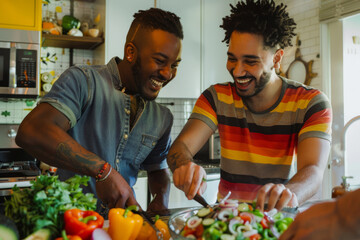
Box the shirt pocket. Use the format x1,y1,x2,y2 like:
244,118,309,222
134,134,159,165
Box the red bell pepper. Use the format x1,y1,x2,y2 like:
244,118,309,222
64,209,104,240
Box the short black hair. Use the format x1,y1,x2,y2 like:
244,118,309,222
132,8,183,40
221,0,296,48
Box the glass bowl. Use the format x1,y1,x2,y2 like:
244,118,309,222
168,206,298,240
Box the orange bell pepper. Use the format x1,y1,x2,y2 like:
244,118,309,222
135,216,170,240
55,230,82,240
108,205,143,240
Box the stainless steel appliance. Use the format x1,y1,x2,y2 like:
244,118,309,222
194,131,221,163
0,28,40,98
0,124,40,213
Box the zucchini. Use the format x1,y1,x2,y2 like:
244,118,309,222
23,229,51,240
197,207,211,217
0,214,19,240
202,218,215,227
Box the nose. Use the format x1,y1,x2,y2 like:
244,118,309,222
230,61,246,77
159,65,174,81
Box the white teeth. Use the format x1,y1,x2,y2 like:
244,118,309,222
151,78,163,87
236,78,251,84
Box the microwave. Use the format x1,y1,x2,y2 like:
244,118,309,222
0,28,40,98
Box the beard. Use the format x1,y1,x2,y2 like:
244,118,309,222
234,70,272,99
131,56,156,101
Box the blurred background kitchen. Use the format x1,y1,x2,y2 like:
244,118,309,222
0,0,359,211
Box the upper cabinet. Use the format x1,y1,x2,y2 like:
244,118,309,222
0,0,42,31
157,0,201,99
201,0,235,91
104,0,235,98
104,0,154,62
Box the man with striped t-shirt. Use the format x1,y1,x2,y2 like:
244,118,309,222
167,0,332,211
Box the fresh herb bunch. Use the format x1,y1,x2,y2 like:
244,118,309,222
4,175,97,238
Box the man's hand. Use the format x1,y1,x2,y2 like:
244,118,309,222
279,201,341,240
96,169,139,209
256,183,298,211
173,162,207,200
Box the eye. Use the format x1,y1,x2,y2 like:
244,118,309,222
227,56,237,62
154,58,165,65
171,63,179,69
244,60,258,66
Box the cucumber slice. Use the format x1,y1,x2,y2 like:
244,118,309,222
0,214,19,240
202,218,215,227
197,207,211,217
238,203,250,212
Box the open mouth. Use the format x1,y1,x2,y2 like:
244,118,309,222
235,77,253,89
150,78,164,88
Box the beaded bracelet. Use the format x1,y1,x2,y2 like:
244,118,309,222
96,165,112,182
95,162,109,182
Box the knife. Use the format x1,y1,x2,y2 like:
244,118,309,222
193,194,211,208
134,210,163,240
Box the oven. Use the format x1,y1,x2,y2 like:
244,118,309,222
0,28,40,98
0,124,41,214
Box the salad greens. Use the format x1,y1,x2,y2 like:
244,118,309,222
4,175,97,239
181,200,294,240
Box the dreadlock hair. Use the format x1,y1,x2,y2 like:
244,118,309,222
131,8,183,40
221,0,296,49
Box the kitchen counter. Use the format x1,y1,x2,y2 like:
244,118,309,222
137,159,220,178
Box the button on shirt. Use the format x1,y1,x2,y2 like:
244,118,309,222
40,57,173,210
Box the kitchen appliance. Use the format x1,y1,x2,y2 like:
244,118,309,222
0,28,40,98
0,124,41,213
194,131,221,163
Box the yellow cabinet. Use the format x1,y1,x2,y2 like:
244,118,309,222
0,0,42,31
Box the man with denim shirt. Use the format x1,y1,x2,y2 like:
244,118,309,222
15,8,183,213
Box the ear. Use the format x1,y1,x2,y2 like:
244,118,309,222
125,42,137,62
273,49,284,69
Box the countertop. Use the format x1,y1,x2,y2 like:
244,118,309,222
138,159,220,178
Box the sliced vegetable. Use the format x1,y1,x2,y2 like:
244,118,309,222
202,218,215,227
186,216,202,228
197,207,211,217
0,214,19,240
24,228,51,240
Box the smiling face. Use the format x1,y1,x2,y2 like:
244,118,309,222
226,32,278,99
131,29,182,100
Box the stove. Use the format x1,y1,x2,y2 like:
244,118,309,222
0,124,41,211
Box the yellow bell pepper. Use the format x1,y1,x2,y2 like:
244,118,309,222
108,206,143,240
155,218,171,240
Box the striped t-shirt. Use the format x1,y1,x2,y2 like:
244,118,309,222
190,77,332,202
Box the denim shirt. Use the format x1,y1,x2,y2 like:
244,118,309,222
40,57,173,209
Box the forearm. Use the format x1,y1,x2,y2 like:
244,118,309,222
147,168,171,207
16,123,104,178
167,140,194,172
285,164,324,204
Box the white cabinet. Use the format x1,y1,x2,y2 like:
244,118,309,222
157,0,202,99
168,173,220,209
104,0,154,62
133,176,148,211
201,0,235,90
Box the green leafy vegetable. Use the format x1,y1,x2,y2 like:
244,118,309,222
4,175,97,238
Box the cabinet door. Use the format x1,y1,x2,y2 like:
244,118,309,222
0,0,41,31
157,0,201,99
105,0,154,62
201,0,235,90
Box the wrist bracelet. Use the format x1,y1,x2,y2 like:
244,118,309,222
96,165,112,182
95,162,110,181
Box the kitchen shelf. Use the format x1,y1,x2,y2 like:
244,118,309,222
41,34,103,50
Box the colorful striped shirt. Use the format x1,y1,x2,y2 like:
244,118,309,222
190,77,332,202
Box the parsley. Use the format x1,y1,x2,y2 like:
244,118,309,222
4,175,97,238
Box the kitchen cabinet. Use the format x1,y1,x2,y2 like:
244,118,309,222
157,0,202,99
201,0,235,90
0,0,42,31
104,0,154,63
168,173,220,209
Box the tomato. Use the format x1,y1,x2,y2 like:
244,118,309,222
249,233,261,240
182,225,196,237
260,217,269,229
195,224,204,237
